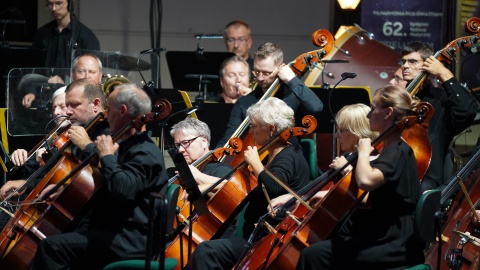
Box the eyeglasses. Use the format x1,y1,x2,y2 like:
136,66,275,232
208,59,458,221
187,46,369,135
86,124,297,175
252,66,279,78
226,37,249,44
45,1,67,9
336,127,349,134
174,136,199,149
397,58,423,66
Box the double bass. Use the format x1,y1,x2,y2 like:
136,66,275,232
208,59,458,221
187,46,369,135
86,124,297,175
234,102,434,270
220,29,334,168
0,100,172,269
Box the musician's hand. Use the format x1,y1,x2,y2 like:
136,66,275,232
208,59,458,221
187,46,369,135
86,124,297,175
473,210,480,226
244,146,264,175
35,147,47,165
235,83,252,96
94,135,118,157
310,190,328,205
329,156,348,171
48,75,65,84
22,93,35,108
37,184,65,201
268,194,294,213
422,56,454,83
11,149,28,166
68,126,92,150
0,180,26,200
276,64,295,83
357,138,374,157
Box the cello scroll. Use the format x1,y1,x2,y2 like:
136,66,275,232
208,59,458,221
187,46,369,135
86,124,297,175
290,30,334,76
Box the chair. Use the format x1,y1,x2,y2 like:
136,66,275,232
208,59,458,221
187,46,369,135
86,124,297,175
103,184,180,270
301,138,317,180
404,189,441,270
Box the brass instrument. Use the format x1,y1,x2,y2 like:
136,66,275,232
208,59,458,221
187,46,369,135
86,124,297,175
101,74,131,96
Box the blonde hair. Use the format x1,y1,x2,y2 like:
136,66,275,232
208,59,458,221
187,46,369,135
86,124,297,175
336,103,377,141
374,85,415,121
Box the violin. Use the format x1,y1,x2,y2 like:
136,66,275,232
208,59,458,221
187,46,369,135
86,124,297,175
234,102,434,270
0,100,172,269
406,17,480,97
165,115,317,270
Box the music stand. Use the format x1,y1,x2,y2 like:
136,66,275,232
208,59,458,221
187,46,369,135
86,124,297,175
166,51,235,99
168,148,208,264
195,102,234,148
308,85,372,133
151,89,197,153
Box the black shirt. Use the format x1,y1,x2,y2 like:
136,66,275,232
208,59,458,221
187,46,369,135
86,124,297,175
216,77,323,148
33,18,100,68
416,78,477,192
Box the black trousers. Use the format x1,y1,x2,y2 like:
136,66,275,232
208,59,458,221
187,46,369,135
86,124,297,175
33,229,121,270
189,238,247,270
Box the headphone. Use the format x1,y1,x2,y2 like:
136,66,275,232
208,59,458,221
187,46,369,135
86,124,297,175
67,0,75,17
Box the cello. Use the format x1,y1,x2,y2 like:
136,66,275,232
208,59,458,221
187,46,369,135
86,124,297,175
0,100,172,269
170,137,243,229
423,148,480,270
165,115,317,270
234,102,434,270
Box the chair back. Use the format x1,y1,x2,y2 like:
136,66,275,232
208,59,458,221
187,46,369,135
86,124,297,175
414,189,441,242
147,184,180,270
301,138,317,180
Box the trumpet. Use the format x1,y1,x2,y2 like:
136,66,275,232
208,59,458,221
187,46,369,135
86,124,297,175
101,74,131,96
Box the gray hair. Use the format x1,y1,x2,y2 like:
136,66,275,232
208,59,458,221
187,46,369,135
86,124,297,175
113,83,151,118
170,116,211,148
246,97,294,135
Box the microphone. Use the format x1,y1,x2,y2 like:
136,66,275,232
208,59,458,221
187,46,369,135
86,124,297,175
194,34,223,39
341,72,357,80
140,48,166,54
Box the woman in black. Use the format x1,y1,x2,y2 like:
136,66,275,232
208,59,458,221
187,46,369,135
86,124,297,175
297,85,425,269
189,97,310,269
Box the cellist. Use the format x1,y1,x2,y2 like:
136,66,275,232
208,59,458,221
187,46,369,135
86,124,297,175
169,117,232,194
0,78,109,202
215,42,323,148
33,83,168,269
270,103,377,208
297,85,425,269
190,97,310,269
400,41,477,193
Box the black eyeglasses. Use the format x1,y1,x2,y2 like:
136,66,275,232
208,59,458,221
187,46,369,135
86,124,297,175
174,136,199,149
397,58,423,66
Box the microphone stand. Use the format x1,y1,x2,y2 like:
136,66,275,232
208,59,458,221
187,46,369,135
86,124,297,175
327,72,357,159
